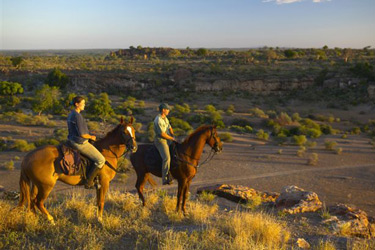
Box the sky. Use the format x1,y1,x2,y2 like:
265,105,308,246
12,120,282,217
1,0,374,50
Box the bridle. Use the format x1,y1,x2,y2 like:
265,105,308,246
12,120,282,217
174,126,221,169
107,124,137,160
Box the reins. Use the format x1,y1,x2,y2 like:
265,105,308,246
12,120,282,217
172,127,219,169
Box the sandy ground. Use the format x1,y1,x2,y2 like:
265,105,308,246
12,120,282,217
1,125,375,217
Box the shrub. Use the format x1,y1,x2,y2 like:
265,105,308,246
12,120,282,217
274,112,292,126
230,125,252,134
87,93,114,121
350,127,361,135
11,140,36,152
292,113,301,122
335,147,343,155
34,138,60,147
45,68,69,89
0,81,24,96
54,128,68,141
1,160,14,170
293,135,307,146
218,132,233,142
32,84,61,115
325,141,337,151
320,124,338,135
173,103,191,118
249,107,268,118
170,117,193,136
147,122,155,142
231,118,252,127
307,153,319,165
256,129,269,141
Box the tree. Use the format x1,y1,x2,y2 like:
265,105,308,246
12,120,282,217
0,81,24,108
45,68,69,89
87,92,114,121
284,49,297,59
10,56,24,68
196,48,209,57
32,85,61,115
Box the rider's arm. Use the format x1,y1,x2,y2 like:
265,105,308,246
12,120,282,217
160,132,175,141
76,113,95,140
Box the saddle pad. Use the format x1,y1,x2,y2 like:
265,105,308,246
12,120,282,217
59,144,90,176
144,144,178,173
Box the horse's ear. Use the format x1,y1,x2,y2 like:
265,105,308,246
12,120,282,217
120,116,124,124
129,116,134,124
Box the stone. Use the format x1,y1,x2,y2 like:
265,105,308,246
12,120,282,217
275,185,322,214
327,203,374,238
197,184,279,205
296,238,310,249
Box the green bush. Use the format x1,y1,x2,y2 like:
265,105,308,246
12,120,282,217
231,118,252,127
87,92,114,121
350,127,361,135
256,129,269,141
0,81,24,95
169,117,193,136
12,140,36,152
293,135,307,146
53,128,68,141
173,103,191,118
45,68,69,89
325,141,337,151
35,138,60,147
249,107,268,118
32,84,62,115
218,132,233,142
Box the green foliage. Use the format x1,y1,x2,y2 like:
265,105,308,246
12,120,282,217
169,117,193,136
35,138,60,147
53,128,69,141
32,84,61,115
256,129,269,141
11,140,36,152
350,62,374,80
218,132,233,142
249,107,268,118
1,160,14,170
147,122,155,142
45,68,69,89
230,125,253,134
0,81,24,96
293,135,307,146
274,112,292,126
196,48,209,56
284,49,298,59
350,127,361,135
325,141,337,151
87,93,114,121
231,118,252,127
10,56,23,68
173,103,191,118
0,112,56,127
308,153,319,165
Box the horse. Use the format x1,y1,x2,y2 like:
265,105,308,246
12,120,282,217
16,117,137,224
130,125,222,214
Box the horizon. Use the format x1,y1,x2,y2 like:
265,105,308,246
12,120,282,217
1,0,375,50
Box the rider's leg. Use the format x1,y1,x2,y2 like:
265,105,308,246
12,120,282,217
154,139,171,185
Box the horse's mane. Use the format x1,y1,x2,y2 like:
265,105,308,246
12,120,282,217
183,125,212,143
96,123,124,143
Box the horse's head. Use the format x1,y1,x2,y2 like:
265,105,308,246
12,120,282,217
120,116,138,153
206,125,223,153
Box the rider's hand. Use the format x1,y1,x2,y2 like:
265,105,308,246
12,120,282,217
91,135,97,141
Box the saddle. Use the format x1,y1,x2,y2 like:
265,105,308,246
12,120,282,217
59,143,91,176
144,143,179,173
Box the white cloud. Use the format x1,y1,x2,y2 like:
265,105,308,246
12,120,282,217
262,0,331,4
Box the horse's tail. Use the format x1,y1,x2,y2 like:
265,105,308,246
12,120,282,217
18,165,31,209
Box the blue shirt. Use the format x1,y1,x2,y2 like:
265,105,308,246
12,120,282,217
67,110,89,144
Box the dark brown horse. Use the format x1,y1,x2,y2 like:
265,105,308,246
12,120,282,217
130,125,222,214
17,118,137,224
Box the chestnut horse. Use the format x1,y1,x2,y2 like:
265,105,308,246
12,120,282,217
17,118,137,224
130,125,222,214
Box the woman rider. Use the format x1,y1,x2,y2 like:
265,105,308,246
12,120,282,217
67,96,105,189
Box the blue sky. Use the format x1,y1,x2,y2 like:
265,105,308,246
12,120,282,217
1,0,374,50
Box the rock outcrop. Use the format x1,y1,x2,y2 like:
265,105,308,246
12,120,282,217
197,184,279,205
324,203,375,238
275,185,322,214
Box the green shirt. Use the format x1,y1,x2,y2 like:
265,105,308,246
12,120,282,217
154,114,171,139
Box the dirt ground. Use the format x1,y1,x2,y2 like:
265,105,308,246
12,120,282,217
1,123,375,217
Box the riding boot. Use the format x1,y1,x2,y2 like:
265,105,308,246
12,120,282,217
84,166,101,189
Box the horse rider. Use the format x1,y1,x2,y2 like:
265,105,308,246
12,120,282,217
154,103,176,185
67,96,106,189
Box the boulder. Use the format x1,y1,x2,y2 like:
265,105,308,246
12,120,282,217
197,184,279,204
327,203,375,238
275,186,322,214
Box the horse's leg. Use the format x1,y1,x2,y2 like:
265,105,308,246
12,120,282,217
176,179,186,213
96,179,109,223
135,173,148,206
30,184,38,214
182,179,192,215
35,184,55,225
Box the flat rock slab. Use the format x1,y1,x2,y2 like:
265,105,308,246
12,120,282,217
197,184,279,204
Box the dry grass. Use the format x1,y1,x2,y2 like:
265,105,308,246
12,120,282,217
0,190,297,249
